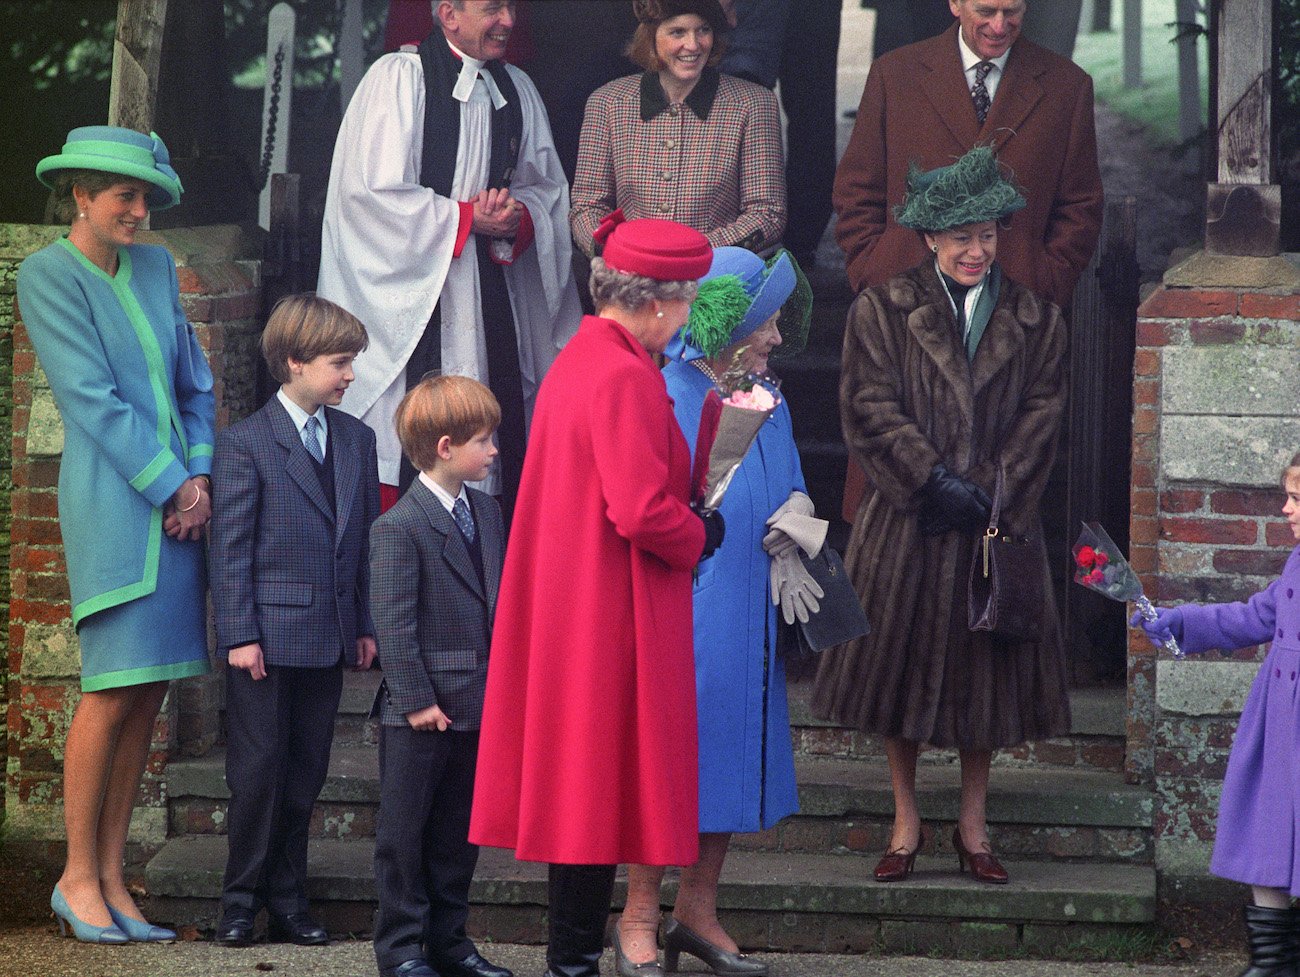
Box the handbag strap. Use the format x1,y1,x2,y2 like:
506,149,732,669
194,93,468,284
986,465,1005,533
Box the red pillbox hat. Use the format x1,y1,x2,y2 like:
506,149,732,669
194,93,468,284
593,209,713,282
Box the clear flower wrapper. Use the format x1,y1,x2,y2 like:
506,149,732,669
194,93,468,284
1072,521,1184,659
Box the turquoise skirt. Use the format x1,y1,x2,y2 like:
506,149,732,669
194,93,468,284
76,527,210,692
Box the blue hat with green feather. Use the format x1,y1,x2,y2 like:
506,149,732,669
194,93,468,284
667,247,811,362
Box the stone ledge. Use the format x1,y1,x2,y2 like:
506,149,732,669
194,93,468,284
165,749,1155,830
146,836,1157,926
1155,659,1256,716
1162,249,1300,290
1162,347,1300,416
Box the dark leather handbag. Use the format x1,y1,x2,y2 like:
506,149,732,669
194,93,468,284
780,545,872,663
967,467,1042,641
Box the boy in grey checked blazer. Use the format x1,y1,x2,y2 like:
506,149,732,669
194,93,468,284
369,375,511,977
210,295,380,948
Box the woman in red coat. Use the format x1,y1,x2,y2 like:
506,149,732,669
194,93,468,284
470,211,723,977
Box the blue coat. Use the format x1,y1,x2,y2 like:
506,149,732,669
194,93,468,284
16,240,215,625
663,360,802,832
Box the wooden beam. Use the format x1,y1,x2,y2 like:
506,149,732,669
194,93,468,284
108,0,169,132
1205,0,1279,256
1122,0,1141,88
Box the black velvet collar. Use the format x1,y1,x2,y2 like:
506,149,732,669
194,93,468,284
639,66,720,121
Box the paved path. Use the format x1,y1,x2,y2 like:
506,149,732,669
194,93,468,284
0,927,1242,977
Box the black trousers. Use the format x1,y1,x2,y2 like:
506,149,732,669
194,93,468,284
373,725,480,971
222,663,343,916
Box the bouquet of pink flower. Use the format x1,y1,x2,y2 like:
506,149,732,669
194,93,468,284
1072,521,1183,658
691,374,781,514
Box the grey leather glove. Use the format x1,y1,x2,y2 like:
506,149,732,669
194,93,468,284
769,546,825,624
763,490,815,557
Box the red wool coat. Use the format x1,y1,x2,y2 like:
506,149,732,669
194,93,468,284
469,315,705,866
833,23,1103,311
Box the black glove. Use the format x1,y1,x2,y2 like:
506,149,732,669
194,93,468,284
915,463,993,536
700,509,726,560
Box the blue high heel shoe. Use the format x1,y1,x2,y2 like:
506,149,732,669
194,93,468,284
50,885,129,944
108,904,177,942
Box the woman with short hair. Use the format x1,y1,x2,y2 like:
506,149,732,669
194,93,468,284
470,212,724,977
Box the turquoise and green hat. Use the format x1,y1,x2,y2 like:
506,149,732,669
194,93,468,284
37,126,183,211
893,146,1025,233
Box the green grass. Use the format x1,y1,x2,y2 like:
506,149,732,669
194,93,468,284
1073,0,1209,148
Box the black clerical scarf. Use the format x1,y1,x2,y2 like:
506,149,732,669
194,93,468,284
405,34,527,521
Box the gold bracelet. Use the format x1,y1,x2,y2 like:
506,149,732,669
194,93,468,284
177,482,203,513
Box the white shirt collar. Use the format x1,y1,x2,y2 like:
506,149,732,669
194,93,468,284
276,389,328,439
447,39,508,109
957,30,1011,102
419,471,468,515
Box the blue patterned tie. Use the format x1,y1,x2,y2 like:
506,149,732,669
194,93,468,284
972,61,994,125
302,415,324,463
452,496,476,544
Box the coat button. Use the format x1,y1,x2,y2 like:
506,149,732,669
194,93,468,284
1277,668,1283,678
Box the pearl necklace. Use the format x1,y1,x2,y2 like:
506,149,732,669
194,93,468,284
693,360,719,384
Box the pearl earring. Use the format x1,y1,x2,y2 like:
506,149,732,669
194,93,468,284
78,211,86,220
656,311,664,318
932,244,939,253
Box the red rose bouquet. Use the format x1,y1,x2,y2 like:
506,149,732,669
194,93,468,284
1072,522,1183,658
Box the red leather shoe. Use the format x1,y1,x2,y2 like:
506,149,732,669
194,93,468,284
873,845,919,882
953,828,1008,884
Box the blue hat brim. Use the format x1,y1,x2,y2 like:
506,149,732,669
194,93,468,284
676,247,796,358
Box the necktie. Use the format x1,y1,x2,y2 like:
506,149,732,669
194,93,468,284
972,61,994,125
302,415,324,463
452,497,476,544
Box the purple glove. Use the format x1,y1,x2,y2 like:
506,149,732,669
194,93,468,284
1129,606,1184,647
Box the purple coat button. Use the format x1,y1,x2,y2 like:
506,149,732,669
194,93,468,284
1289,588,1294,598
1277,668,1283,678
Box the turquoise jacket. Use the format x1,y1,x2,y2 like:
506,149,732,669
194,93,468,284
663,359,803,833
17,239,215,625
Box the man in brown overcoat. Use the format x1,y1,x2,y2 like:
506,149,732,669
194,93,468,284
833,0,1103,519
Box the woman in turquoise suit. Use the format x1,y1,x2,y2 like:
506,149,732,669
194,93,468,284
16,127,215,944
616,247,813,977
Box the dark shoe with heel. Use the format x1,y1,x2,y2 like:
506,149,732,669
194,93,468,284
612,924,665,976
267,911,328,945
952,828,1008,884
873,845,919,882
661,916,767,976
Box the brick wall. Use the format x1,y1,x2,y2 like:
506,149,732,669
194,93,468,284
1131,280,1300,899
3,224,261,845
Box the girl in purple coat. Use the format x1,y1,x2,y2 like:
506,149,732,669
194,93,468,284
1136,451,1300,977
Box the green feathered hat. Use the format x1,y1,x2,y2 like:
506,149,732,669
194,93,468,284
892,146,1026,233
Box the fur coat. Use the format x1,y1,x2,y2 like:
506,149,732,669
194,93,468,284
812,261,1071,749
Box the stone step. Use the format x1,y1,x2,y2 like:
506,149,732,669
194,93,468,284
143,836,1156,953
785,679,1128,773
165,748,1151,864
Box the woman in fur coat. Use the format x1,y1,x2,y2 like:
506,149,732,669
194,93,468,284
812,147,1071,885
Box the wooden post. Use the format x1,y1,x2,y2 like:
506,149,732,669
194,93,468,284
1204,0,1279,256
1122,0,1142,88
108,0,169,132
1173,0,1202,170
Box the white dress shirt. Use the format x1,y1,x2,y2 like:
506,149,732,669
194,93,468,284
957,31,1011,106
419,471,469,516
277,389,328,457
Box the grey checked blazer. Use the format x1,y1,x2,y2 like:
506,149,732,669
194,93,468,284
210,397,380,668
369,481,504,729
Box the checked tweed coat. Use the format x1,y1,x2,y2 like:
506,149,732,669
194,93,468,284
812,262,1071,749
369,481,503,729
570,68,786,256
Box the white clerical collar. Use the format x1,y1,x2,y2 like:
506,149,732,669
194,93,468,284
957,30,1011,76
447,39,508,109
